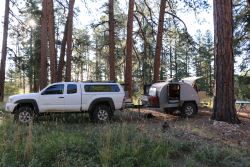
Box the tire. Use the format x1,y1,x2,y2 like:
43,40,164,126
181,102,197,117
14,105,34,124
92,104,111,122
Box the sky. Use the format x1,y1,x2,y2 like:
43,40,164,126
74,0,214,37
0,0,214,63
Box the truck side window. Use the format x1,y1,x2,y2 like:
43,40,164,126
67,84,77,94
42,84,64,95
84,85,120,92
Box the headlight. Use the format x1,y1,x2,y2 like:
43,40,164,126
8,97,14,103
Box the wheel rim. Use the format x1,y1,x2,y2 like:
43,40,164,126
97,109,109,121
185,106,194,116
19,109,32,123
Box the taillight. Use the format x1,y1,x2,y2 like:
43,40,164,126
148,96,159,107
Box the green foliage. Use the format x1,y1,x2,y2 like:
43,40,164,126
235,75,250,100
233,0,250,73
193,30,214,94
72,28,91,81
194,146,250,167
4,82,19,96
0,115,249,166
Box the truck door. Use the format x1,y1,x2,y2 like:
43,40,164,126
39,84,65,112
64,83,81,112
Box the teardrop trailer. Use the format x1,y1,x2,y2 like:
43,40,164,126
143,77,201,117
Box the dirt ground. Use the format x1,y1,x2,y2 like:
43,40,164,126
115,107,250,149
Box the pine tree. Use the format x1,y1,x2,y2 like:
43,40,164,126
212,0,240,124
0,0,10,101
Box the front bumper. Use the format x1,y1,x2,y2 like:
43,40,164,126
5,103,17,113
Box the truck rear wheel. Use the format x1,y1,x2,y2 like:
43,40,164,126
92,104,111,122
181,102,197,117
14,105,34,124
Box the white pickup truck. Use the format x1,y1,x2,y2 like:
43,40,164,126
5,81,125,123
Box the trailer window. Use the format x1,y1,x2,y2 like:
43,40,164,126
149,87,157,96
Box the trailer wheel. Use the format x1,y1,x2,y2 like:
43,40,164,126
181,102,197,117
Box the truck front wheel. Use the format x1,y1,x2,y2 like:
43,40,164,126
14,105,34,124
181,102,197,117
92,104,111,122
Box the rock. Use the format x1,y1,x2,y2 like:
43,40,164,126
162,121,170,132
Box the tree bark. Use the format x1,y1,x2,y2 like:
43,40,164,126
211,0,240,123
57,20,68,82
95,38,100,80
47,0,57,83
39,0,48,90
169,46,172,78
125,0,135,98
65,0,75,82
0,0,10,101
174,45,177,78
154,0,167,82
108,0,116,81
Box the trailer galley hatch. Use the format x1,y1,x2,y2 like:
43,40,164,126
168,84,180,103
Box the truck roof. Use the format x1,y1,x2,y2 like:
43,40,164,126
51,81,118,84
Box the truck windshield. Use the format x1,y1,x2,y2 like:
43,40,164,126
149,87,157,96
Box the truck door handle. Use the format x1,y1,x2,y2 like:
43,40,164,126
58,97,64,98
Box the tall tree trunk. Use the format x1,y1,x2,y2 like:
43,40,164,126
109,0,116,81
39,0,48,90
160,54,164,80
211,0,240,123
65,0,75,82
209,62,212,94
134,12,148,84
143,43,147,85
185,48,188,75
80,64,83,81
0,0,10,101
174,46,177,78
23,70,25,93
95,39,100,80
57,20,68,82
169,46,172,78
29,27,34,92
47,0,57,83
153,0,167,82
125,0,135,98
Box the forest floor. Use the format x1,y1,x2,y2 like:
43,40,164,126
0,104,250,166
0,104,250,148
115,107,250,148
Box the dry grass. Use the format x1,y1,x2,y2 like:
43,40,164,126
0,109,249,166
